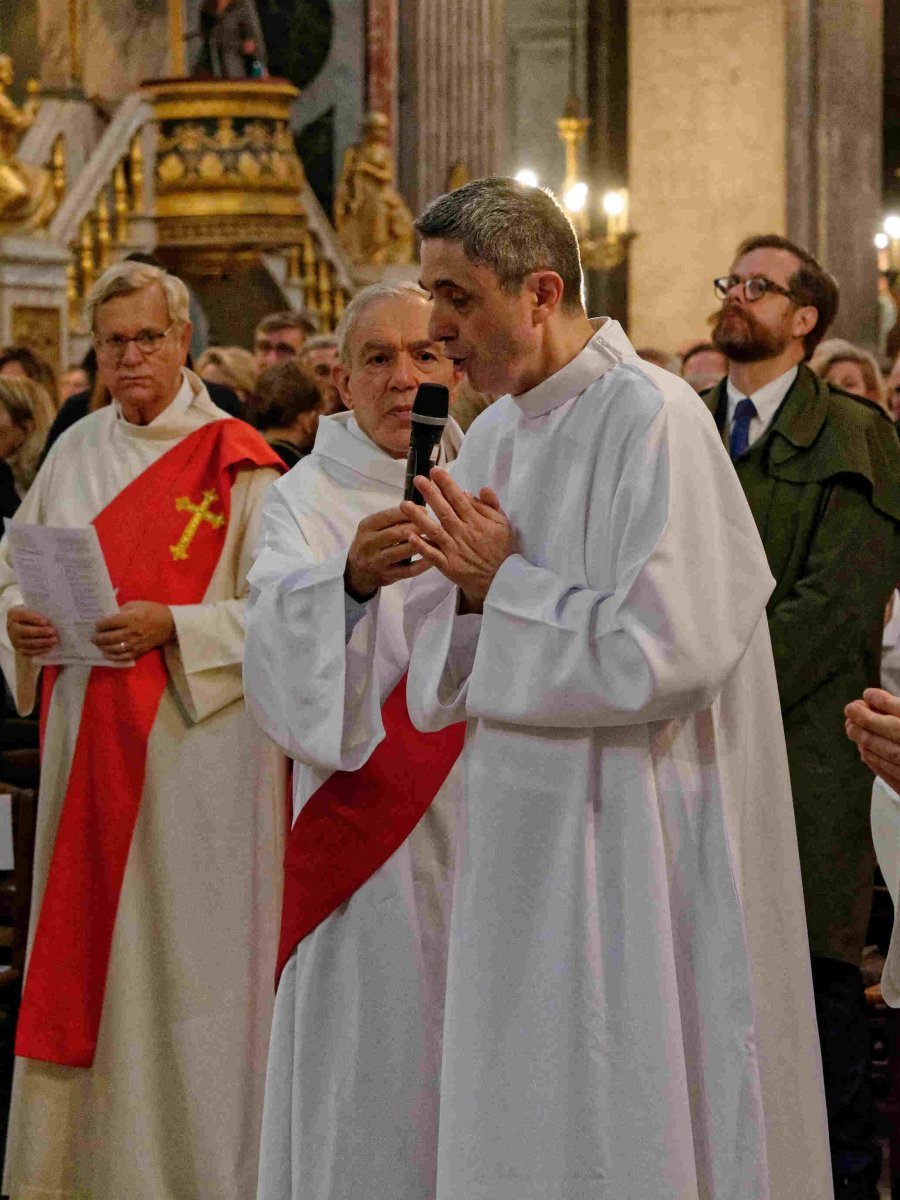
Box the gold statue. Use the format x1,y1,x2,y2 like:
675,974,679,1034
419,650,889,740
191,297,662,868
334,112,413,267
0,56,56,232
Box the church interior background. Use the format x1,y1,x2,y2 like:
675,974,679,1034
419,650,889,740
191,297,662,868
0,0,893,382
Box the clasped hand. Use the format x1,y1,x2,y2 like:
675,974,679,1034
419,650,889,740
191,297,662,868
845,688,900,792
399,467,516,613
7,601,175,664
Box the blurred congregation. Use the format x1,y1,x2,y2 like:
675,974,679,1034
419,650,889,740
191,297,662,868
2,3,900,1200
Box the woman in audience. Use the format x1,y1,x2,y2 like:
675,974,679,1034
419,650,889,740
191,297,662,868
0,345,58,406
246,360,322,468
196,345,257,407
0,376,56,516
810,338,887,411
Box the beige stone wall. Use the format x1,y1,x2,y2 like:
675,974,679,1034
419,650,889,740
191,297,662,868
627,0,787,352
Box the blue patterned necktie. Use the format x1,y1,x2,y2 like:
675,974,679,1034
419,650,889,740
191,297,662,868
729,396,757,460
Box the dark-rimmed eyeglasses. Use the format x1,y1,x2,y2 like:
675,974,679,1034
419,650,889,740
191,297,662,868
713,275,796,303
94,325,175,360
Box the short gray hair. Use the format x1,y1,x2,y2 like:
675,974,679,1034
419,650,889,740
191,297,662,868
414,176,584,311
335,281,431,365
86,261,190,332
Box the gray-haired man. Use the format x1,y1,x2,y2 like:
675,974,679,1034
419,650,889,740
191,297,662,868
245,281,466,1200
402,176,831,1199
0,260,286,1200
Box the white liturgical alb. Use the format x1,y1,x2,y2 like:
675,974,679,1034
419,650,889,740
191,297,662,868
405,320,832,1200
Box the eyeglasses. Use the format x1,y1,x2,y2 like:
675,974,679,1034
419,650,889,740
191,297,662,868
713,275,796,303
94,325,175,359
254,338,298,359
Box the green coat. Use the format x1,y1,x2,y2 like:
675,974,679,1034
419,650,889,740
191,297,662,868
703,365,900,965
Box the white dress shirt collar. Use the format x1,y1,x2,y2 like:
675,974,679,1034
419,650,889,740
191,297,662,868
725,364,798,439
725,364,799,447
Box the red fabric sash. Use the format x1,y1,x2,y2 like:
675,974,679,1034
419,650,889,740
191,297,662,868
276,674,465,984
16,418,283,1067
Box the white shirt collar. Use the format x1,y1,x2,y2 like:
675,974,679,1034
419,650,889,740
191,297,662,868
511,318,634,418
113,368,194,426
725,364,798,431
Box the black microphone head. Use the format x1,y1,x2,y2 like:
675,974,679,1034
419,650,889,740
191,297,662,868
412,383,449,421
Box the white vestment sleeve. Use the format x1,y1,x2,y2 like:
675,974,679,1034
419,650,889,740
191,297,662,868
165,467,278,723
872,778,900,1006
244,484,389,772
408,400,775,731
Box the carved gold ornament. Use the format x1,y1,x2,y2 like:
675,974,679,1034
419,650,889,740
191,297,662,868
0,55,57,233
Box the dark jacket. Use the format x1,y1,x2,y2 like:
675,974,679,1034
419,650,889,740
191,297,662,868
266,439,307,470
703,365,900,965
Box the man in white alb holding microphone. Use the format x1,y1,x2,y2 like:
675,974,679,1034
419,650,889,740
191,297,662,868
243,280,463,1200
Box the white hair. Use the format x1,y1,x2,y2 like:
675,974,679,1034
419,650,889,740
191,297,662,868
334,281,431,365
86,261,190,332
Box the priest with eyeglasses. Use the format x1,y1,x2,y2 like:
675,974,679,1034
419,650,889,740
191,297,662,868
0,260,286,1200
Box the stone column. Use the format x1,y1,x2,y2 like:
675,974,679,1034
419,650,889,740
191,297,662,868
367,0,398,149
398,0,507,215
786,0,882,344
627,0,881,351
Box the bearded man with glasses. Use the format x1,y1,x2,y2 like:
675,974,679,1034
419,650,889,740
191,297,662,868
703,233,900,1200
0,260,287,1200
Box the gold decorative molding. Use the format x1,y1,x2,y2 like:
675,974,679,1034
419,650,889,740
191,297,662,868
143,79,307,275
145,79,300,123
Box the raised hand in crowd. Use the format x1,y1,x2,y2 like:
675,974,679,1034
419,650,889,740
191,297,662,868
845,687,900,793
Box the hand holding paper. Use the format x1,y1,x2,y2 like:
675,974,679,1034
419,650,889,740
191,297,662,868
93,601,176,663
3,520,131,668
7,606,59,658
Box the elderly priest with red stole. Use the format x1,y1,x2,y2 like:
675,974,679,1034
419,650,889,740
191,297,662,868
0,261,286,1200
244,280,463,1200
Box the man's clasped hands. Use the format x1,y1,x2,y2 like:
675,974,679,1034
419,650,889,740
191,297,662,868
344,467,516,615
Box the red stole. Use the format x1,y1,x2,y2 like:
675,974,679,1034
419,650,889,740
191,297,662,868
276,674,465,985
16,418,283,1067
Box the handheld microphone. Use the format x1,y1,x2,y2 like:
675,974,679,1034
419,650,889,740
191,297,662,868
403,383,450,505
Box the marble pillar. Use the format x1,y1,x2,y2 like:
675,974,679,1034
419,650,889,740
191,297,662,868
786,0,882,345
367,0,398,148
398,0,507,214
628,0,882,351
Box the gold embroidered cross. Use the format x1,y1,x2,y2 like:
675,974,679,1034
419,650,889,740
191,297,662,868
169,488,225,561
